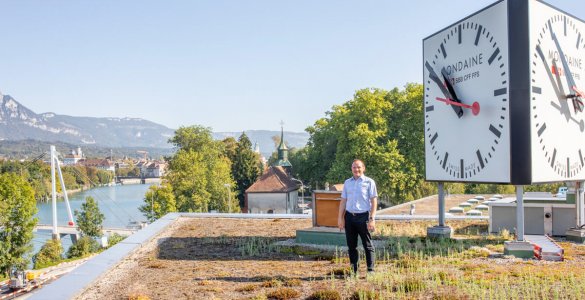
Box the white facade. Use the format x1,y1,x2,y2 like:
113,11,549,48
247,191,298,214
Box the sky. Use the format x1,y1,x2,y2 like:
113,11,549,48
0,0,584,132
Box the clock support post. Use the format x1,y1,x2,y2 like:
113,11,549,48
515,185,525,241
504,185,535,257
573,182,584,227
566,181,585,243
426,182,452,239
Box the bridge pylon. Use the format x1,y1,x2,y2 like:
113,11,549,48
50,145,76,240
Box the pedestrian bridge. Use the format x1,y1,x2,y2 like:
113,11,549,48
35,224,139,236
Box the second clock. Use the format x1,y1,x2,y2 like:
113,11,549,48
423,0,510,183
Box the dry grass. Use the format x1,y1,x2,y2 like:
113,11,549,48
76,217,585,300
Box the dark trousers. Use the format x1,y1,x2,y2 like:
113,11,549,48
344,211,374,272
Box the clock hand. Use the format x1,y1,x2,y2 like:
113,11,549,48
425,61,463,118
571,86,585,110
441,68,464,118
436,97,480,116
549,20,584,113
536,44,572,120
551,101,585,132
537,44,564,97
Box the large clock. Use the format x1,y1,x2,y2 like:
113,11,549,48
423,0,511,183
424,0,585,185
530,1,585,183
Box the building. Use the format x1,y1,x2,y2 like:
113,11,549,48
63,147,83,165
245,166,299,214
144,161,166,177
273,126,292,174
245,125,300,213
79,159,115,173
254,142,268,170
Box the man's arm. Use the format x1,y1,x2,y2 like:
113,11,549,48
338,197,347,230
368,196,377,231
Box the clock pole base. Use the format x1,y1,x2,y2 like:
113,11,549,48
565,228,585,243
504,241,535,259
426,226,452,239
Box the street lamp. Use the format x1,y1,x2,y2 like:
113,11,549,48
291,178,305,207
223,183,231,212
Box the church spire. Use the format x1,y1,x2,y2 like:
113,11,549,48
275,121,292,171
278,122,288,151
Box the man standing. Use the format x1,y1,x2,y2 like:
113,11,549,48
337,159,378,274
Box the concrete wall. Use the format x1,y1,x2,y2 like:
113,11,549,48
248,191,298,214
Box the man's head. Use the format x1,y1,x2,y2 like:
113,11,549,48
351,159,365,178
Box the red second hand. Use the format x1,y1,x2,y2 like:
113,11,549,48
436,97,480,116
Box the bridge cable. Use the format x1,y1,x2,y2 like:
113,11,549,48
64,163,139,225
65,167,130,226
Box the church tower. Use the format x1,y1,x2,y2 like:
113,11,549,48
274,124,292,173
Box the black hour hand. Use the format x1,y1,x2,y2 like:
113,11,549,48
441,68,464,118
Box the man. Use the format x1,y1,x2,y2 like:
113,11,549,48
337,159,378,274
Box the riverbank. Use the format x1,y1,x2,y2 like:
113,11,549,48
38,179,161,203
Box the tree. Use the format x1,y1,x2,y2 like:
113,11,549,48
222,137,238,162
164,125,236,212
107,233,126,248
231,133,260,209
96,169,113,184
75,196,105,238
66,236,100,259
298,85,427,203
140,183,177,222
33,239,63,269
0,173,38,276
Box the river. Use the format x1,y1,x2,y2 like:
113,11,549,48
32,183,154,256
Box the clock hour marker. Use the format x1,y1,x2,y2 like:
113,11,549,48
458,24,462,44
426,105,434,112
442,152,449,169
476,150,485,169
440,43,447,58
430,132,438,144
494,88,507,96
567,157,570,178
532,86,542,94
489,124,501,138
551,148,557,168
537,123,546,137
474,25,483,46
488,48,500,65
578,33,582,49
564,16,567,36
580,150,584,166
460,159,464,178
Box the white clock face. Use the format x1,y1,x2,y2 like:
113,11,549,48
423,1,510,183
530,1,585,182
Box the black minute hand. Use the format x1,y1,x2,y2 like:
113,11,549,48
425,61,463,118
550,20,584,113
441,68,464,118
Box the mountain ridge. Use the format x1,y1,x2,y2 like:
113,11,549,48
0,92,309,155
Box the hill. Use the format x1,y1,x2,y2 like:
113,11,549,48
0,92,174,148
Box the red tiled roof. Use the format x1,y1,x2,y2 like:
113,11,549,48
79,159,113,167
246,166,299,193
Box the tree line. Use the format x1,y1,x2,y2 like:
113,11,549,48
140,126,262,220
0,160,114,202
285,84,562,204
142,84,564,217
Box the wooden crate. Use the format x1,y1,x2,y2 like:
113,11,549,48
313,190,342,227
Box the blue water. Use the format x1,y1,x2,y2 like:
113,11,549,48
32,183,153,258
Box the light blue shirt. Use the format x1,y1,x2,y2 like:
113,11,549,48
341,175,378,213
